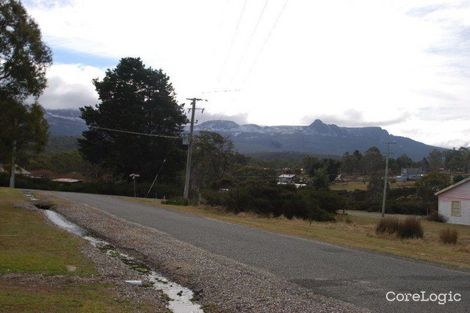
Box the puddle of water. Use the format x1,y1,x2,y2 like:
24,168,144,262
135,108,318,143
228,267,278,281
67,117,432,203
148,271,203,313
44,210,87,237
43,209,203,313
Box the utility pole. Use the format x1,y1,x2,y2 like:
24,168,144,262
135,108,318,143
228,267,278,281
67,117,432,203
9,140,16,188
183,98,205,199
381,142,396,217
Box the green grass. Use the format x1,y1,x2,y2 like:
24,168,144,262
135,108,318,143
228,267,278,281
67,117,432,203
0,188,95,275
0,279,153,313
0,188,165,313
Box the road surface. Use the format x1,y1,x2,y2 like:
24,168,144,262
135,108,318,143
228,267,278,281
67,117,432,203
49,191,470,313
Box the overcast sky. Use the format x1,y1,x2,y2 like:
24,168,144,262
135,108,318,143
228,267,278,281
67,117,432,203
24,0,470,148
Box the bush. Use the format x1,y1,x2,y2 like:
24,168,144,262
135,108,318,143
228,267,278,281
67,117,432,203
202,183,339,222
376,217,400,234
397,217,423,239
386,199,426,215
427,211,447,223
439,228,458,244
376,217,423,239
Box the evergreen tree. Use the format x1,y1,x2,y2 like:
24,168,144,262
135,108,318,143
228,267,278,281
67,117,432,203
79,58,187,181
0,0,52,187
0,0,52,100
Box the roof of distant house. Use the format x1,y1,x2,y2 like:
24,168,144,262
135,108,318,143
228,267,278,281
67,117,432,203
52,178,82,183
279,174,296,178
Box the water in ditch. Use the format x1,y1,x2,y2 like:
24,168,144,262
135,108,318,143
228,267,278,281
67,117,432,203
43,209,203,313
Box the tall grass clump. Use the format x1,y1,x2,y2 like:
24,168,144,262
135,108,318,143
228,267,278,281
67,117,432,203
376,217,400,234
439,228,458,244
376,217,423,239
397,217,423,239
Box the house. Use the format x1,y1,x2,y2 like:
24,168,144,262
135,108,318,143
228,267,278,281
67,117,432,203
435,177,470,226
396,168,424,182
277,174,296,185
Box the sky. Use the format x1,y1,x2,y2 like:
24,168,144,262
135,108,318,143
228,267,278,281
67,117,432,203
23,0,470,148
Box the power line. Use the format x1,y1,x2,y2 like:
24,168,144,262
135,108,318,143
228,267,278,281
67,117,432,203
241,0,289,84
90,126,181,139
229,0,270,84
217,0,249,83
201,88,241,95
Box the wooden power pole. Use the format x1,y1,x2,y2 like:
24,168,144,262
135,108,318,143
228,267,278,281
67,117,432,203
183,98,204,199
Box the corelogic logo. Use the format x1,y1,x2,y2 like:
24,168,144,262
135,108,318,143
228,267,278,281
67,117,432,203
386,291,462,305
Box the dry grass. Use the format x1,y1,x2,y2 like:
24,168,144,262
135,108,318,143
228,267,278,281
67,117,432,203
127,197,470,269
440,228,459,244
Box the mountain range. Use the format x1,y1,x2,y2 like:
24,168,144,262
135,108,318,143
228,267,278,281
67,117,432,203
45,109,86,137
44,109,441,160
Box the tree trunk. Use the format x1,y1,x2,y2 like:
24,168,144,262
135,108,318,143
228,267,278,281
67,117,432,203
9,140,16,188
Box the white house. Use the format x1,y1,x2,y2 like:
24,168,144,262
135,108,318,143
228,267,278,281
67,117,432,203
277,174,296,185
435,177,470,226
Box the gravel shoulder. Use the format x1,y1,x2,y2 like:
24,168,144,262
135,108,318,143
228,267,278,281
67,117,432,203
38,191,367,313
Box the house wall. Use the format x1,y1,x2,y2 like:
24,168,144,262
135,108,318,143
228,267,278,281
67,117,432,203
438,181,470,226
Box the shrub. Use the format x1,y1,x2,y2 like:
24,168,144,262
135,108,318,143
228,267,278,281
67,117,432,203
439,228,458,244
386,199,426,215
306,207,335,223
376,217,400,235
397,217,423,239
427,211,447,223
376,217,424,239
202,183,340,222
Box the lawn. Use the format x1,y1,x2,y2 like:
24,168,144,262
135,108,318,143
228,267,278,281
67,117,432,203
0,188,155,313
0,279,151,313
0,188,95,275
129,197,470,269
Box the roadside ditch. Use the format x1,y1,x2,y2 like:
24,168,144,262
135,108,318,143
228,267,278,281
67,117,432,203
24,192,203,313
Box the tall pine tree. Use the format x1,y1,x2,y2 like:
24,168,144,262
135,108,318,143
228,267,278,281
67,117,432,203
79,58,187,181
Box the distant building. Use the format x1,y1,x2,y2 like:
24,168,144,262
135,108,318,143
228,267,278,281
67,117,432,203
277,174,296,185
435,177,470,226
52,178,82,183
396,168,424,182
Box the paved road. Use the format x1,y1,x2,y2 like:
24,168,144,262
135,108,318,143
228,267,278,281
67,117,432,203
50,191,469,313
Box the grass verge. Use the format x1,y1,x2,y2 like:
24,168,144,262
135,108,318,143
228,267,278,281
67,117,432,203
0,188,157,313
0,278,152,313
0,188,95,275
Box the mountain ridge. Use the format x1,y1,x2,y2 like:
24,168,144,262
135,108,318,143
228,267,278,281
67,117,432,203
44,109,442,160
193,119,441,160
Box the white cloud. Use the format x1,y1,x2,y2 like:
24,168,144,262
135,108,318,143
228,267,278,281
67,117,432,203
38,64,103,109
25,0,470,148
